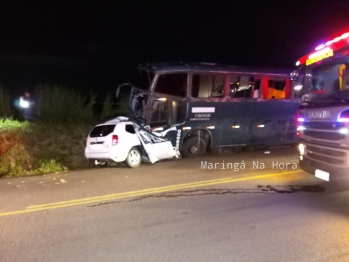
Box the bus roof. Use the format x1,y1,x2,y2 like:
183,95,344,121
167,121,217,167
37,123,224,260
137,62,293,77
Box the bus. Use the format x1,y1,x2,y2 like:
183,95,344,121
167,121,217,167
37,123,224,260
117,62,301,158
293,31,349,182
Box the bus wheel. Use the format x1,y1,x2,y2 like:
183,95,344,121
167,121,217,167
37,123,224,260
182,137,207,158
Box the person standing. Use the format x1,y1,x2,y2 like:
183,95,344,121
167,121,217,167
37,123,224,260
20,91,35,121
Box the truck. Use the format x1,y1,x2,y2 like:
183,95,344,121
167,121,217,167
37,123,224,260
293,31,349,182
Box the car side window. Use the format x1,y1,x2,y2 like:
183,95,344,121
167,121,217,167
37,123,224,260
125,124,136,134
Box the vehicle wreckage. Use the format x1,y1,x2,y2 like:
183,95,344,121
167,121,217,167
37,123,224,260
85,115,182,168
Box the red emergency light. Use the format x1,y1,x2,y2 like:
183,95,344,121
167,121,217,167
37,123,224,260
296,32,349,66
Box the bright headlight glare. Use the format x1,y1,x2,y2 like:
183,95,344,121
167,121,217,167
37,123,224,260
339,128,348,134
19,100,29,108
298,143,305,155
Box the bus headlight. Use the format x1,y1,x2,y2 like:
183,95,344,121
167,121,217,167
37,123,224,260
298,143,305,155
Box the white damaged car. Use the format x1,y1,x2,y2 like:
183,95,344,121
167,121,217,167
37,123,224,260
85,116,181,168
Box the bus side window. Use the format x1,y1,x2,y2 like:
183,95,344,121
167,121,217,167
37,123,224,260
252,80,261,98
267,79,286,99
230,75,254,98
191,74,225,98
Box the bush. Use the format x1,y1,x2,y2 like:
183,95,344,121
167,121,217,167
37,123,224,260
0,85,12,117
0,88,96,177
25,122,93,170
34,84,96,124
0,84,132,177
116,95,129,115
0,119,93,177
0,119,32,177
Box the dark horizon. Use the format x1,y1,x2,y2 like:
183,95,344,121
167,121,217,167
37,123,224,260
1,0,349,96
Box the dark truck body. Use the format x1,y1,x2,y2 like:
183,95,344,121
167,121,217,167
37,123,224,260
298,94,349,181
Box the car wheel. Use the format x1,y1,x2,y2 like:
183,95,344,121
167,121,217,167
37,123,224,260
125,147,142,168
181,136,207,158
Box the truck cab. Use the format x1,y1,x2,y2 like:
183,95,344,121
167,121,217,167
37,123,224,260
295,31,349,182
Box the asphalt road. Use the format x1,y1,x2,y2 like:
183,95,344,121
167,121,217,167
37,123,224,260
1,147,349,262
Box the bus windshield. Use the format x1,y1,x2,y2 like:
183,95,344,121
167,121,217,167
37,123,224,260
310,63,342,94
154,73,188,97
132,69,154,91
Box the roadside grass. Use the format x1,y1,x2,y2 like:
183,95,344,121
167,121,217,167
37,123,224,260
0,84,129,177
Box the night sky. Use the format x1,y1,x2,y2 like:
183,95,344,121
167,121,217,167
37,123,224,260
0,0,348,96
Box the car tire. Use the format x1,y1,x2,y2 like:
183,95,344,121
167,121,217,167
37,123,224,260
181,136,207,158
125,147,142,168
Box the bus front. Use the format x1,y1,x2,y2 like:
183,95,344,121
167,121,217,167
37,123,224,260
116,64,189,153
